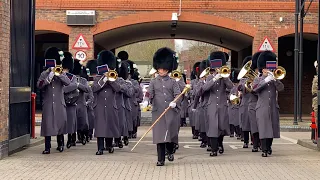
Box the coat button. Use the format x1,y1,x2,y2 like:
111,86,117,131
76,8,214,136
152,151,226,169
217,104,219,105
53,102,54,103
105,98,106,100
105,91,107,93
105,106,106,108
268,91,270,93
164,93,166,95
53,94,55,96
217,97,219,98
53,86,54,89
163,86,165,88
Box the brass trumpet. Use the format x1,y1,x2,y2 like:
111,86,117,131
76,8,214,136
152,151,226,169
104,70,118,82
199,66,231,78
53,65,63,76
171,70,182,80
272,66,286,80
230,94,240,105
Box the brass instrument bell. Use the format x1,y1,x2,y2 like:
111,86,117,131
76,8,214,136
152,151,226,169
105,70,118,82
53,65,63,76
171,70,182,81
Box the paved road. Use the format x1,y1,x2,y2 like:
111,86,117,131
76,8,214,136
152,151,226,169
0,127,319,180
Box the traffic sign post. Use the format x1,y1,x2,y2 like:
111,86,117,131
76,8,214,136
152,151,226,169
75,50,87,62
258,37,274,52
72,34,90,49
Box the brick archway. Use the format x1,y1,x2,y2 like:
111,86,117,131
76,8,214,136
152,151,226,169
36,20,71,35
91,12,257,37
276,24,318,37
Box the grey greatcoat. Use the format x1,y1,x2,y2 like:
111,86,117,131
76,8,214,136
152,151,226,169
202,74,233,137
228,85,240,126
252,76,284,139
123,80,134,133
248,92,259,134
136,85,144,127
37,71,71,136
194,80,209,133
188,79,199,127
177,79,188,119
85,86,95,130
193,81,202,131
92,76,121,138
130,79,140,128
238,78,251,131
63,75,78,134
75,77,90,131
148,75,181,144
119,78,135,137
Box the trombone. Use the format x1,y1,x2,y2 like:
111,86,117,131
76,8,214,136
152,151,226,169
104,70,118,82
199,66,231,78
170,70,182,81
237,60,258,92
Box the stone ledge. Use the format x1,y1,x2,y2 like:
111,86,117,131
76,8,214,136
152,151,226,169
297,139,319,151
0,140,8,160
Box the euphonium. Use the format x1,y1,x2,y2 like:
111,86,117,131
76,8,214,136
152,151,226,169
230,94,240,105
105,70,118,82
237,60,258,92
53,65,63,76
171,70,182,81
272,66,286,80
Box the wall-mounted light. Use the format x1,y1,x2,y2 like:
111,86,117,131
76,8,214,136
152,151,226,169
286,50,293,57
279,17,284,23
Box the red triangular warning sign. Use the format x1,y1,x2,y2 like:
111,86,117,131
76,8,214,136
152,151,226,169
258,37,274,52
72,34,90,49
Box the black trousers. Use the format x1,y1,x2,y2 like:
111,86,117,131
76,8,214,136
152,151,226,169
97,137,104,150
157,143,174,162
133,126,138,134
180,118,186,126
45,136,51,150
56,134,64,147
243,131,250,143
105,138,113,148
191,126,195,135
208,137,218,152
252,133,260,148
68,133,77,143
235,126,241,136
218,135,224,147
88,129,94,137
200,132,208,144
261,138,273,152
229,124,235,135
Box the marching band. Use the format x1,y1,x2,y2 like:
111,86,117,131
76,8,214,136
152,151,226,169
37,46,285,166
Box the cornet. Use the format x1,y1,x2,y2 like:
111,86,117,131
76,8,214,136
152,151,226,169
52,65,63,76
104,70,118,82
271,66,286,80
170,70,182,81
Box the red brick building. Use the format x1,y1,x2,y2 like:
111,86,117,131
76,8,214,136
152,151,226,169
34,1,318,114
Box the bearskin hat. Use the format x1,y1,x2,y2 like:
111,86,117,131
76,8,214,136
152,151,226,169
62,52,74,72
153,47,177,73
182,73,187,84
209,51,227,66
117,51,129,61
132,70,140,81
251,52,262,70
192,62,201,77
242,56,253,67
118,61,130,80
224,52,230,62
72,59,82,76
86,59,98,75
230,68,240,83
44,47,64,65
199,59,209,73
124,60,135,76
190,71,196,80
97,50,117,70
257,51,277,69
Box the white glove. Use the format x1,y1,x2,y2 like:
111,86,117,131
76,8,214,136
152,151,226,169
126,80,132,84
48,71,54,81
103,77,108,82
169,101,176,108
142,101,148,108
214,73,222,79
192,109,196,112
264,75,274,83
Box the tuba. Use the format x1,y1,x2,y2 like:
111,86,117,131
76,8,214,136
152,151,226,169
230,94,240,105
171,70,182,81
105,70,118,82
53,65,63,76
237,60,258,92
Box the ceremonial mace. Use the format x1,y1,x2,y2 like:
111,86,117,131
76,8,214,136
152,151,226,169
131,84,191,151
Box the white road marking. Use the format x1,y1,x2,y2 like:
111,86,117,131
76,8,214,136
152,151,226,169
280,135,298,144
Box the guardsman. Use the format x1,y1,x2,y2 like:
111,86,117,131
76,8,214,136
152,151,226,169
145,47,181,166
188,62,201,139
252,51,284,157
179,73,188,127
92,50,121,155
202,51,233,157
248,52,262,152
62,52,79,149
72,60,90,145
132,64,144,138
312,61,318,124
37,47,71,154
85,60,98,141
228,68,240,138
194,60,210,149
238,56,253,148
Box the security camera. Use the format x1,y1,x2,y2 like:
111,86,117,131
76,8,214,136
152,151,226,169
171,13,178,28
279,17,283,22
170,33,176,37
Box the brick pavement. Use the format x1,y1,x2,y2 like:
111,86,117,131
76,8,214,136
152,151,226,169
0,127,320,180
